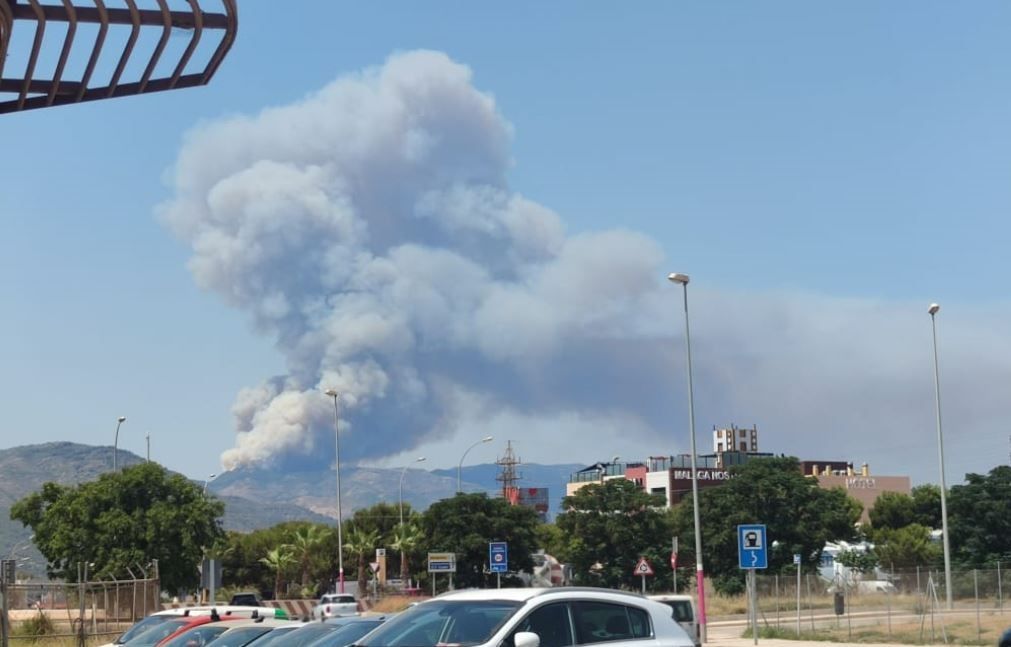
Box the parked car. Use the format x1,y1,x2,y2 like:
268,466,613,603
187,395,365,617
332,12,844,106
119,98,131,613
160,618,247,647
252,621,346,647
648,595,699,647
103,607,290,647
305,616,392,647
124,614,241,647
201,618,294,647
223,625,302,647
355,587,695,647
312,594,358,620
230,593,264,607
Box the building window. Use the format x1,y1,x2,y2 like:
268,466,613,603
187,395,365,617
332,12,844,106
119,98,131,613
740,441,747,451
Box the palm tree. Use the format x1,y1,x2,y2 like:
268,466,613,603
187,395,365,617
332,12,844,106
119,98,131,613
343,527,380,597
391,522,424,585
290,525,330,590
259,545,296,599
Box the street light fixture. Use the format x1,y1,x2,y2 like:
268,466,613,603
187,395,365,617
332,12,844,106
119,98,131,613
400,457,427,527
457,436,494,493
113,416,126,471
668,272,707,643
203,473,217,495
324,388,345,594
928,303,953,609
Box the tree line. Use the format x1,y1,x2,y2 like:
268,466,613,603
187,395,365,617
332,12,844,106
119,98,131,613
10,459,1011,597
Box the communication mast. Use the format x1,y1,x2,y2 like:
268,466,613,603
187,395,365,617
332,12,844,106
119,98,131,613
496,441,523,501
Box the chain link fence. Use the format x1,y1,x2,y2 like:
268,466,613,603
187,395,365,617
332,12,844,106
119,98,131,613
0,563,159,647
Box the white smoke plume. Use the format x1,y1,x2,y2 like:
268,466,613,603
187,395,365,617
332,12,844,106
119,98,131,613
161,51,1011,482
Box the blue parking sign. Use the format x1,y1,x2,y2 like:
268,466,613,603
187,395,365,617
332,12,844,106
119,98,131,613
737,525,768,569
489,542,508,573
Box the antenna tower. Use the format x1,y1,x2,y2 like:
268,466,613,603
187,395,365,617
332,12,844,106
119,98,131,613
496,440,523,499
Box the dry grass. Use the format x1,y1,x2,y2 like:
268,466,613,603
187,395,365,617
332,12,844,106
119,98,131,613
369,595,418,614
751,607,1011,644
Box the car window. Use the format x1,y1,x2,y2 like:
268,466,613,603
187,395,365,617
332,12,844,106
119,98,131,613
118,616,176,644
510,603,573,647
357,600,520,647
164,625,233,647
126,619,194,647
275,624,341,647
659,601,693,623
572,602,651,644
304,621,384,647
242,626,299,647
205,626,274,647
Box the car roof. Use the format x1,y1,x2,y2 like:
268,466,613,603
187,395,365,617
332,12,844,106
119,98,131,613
435,587,654,604
649,594,694,602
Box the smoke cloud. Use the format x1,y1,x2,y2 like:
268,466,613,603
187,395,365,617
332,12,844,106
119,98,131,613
161,51,1011,483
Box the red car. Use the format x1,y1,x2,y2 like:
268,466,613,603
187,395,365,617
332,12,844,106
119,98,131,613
125,613,243,647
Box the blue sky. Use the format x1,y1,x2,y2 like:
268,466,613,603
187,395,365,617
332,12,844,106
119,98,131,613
2,1,1010,488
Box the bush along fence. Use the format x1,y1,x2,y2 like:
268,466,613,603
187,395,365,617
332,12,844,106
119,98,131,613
0,561,160,647
750,566,1011,646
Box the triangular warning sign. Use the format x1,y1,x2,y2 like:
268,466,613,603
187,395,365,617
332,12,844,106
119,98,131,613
633,557,655,576
369,561,380,573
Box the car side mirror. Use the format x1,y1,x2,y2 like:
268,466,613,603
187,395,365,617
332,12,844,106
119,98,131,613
514,632,540,647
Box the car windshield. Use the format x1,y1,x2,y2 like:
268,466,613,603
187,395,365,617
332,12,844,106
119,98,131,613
163,625,233,647
125,619,195,647
264,623,340,647
205,626,276,647
356,600,520,647
239,626,300,647
118,616,178,644
306,621,385,647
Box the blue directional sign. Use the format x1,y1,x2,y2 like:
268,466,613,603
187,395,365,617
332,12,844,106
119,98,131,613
489,541,508,573
737,524,768,570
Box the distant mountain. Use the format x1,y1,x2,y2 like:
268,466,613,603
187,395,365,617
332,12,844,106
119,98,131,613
0,442,331,561
0,442,586,566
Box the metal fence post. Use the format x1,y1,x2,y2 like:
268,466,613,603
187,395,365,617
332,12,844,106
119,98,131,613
975,569,981,642
999,561,1004,614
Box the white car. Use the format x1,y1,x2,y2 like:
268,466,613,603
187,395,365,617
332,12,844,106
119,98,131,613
355,587,695,647
647,595,699,647
312,593,358,619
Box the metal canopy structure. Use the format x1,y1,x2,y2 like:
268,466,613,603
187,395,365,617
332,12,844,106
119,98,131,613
0,0,237,114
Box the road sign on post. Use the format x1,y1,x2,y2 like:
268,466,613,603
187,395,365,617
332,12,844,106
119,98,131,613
489,542,508,573
634,557,654,594
427,552,456,573
737,524,768,570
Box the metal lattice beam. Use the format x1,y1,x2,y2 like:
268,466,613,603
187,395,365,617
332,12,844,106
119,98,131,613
0,0,237,114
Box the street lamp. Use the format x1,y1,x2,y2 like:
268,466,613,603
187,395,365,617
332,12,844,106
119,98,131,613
324,388,345,594
113,416,126,470
668,272,707,643
599,455,620,483
203,473,216,494
400,457,427,527
145,433,151,462
928,303,953,609
457,436,494,493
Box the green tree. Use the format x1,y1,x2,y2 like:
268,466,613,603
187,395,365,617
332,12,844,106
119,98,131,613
949,466,1011,566
911,485,942,529
391,522,424,584
343,527,380,596
873,523,941,569
836,549,879,574
671,457,861,594
259,545,296,598
9,463,224,592
556,479,672,590
289,525,331,592
868,491,915,531
420,493,540,589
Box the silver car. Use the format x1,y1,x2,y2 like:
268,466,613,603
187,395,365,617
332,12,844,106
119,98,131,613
355,587,695,647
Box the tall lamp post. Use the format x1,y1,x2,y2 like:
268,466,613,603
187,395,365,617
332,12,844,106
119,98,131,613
668,272,707,643
203,473,216,494
324,389,345,594
457,436,493,493
113,416,126,470
928,303,953,609
145,433,151,462
400,457,427,526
